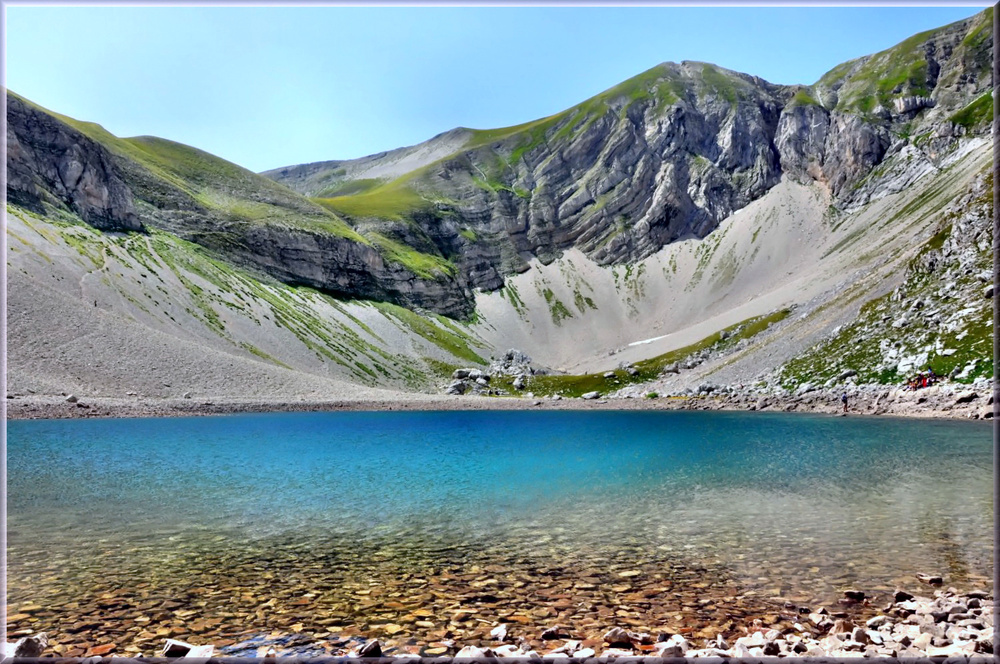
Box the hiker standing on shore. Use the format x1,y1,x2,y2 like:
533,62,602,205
841,392,849,413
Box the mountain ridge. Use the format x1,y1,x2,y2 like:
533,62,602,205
262,7,991,313
5,7,994,406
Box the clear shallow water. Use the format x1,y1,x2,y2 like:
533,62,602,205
6,410,993,649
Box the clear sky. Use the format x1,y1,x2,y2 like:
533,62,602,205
5,5,988,173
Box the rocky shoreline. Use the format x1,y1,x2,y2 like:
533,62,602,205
5,379,995,421
8,584,993,659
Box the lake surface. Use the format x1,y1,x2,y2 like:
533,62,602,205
6,410,993,654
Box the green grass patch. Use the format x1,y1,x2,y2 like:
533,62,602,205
368,232,455,278
948,92,993,130
315,178,384,198
11,92,369,245
493,309,790,398
819,27,939,113
699,64,741,104
961,6,993,50
57,227,104,268
924,223,952,252
542,287,574,325
373,301,486,365
466,64,689,168
239,342,292,369
788,88,822,108
315,181,430,220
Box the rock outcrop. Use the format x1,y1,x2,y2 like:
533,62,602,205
7,95,142,232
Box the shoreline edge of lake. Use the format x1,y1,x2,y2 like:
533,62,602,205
6,382,994,421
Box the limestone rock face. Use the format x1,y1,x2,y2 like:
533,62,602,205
7,95,142,232
268,8,990,305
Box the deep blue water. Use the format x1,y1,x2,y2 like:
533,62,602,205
6,410,993,599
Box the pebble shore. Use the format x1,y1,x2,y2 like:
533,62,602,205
8,585,994,659
5,380,995,421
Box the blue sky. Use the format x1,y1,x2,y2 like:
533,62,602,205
5,5,988,173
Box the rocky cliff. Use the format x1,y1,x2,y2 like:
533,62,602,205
266,8,992,309
7,95,143,232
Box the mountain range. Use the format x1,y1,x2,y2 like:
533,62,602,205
5,7,993,404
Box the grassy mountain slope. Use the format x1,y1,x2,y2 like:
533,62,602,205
814,7,993,119
10,92,476,319
6,201,490,399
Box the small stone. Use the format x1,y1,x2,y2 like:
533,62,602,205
13,633,48,657
927,641,976,657
602,627,630,646
600,648,634,658
581,391,601,400
87,643,116,657
866,615,888,628
358,639,382,657
843,589,866,601
653,643,683,657
65,394,78,403
456,645,489,658
917,573,944,585
491,624,508,642
831,619,854,634
540,626,562,640
894,589,915,602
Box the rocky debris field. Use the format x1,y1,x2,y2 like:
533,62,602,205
446,350,549,396
617,377,996,420
7,374,995,421
8,586,992,659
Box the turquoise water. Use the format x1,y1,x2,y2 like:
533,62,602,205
6,410,993,640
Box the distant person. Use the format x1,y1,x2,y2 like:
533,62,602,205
841,392,848,413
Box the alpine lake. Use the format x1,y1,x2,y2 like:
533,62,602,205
6,410,992,657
